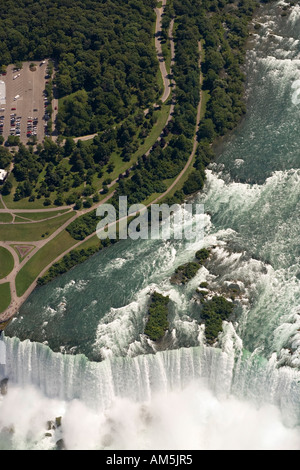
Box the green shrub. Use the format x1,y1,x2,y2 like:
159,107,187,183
195,248,211,264
201,296,234,344
144,292,170,341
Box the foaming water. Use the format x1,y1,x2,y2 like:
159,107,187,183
197,169,300,361
1,334,300,450
216,1,300,183
1,382,299,450
3,1,300,450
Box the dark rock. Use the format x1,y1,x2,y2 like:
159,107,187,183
227,283,241,293
0,378,8,396
56,438,66,450
47,420,55,431
55,416,62,428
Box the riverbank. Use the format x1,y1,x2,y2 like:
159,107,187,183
38,0,264,283
0,0,273,330
0,0,177,329
3,0,300,451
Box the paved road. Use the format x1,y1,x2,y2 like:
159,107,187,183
151,42,203,205
60,3,173,144
0,195,71,214
155,0,172,104
7,41,204,320
0,11,205,330
1,61,48,144
0,2,178,327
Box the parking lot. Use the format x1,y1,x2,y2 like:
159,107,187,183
0,60,51,144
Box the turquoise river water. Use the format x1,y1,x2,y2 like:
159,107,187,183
1,0,300,450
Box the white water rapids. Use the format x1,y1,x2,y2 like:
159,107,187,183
1,0,300,450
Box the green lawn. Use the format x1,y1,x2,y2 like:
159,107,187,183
2,175,57,210
16,230,78,297
134,103,171,160
0,212,75,242
0,283,11,313
72,233,99,251
0,247,14,279
14,209,70,222
11,244,35,262
0,213,13,223
200,90,210,120
14,215,30,223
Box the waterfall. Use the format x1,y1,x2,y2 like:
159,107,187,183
3,335,300,427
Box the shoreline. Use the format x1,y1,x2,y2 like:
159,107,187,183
0,0,273,330
0,0,178,330
212,6,260,163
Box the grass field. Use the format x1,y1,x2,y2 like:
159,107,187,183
135,103,171,159
0,212,75,242
2,174,57,209
11,244,35,262
0,247,14,279
0,213,13,223
15,230,78,297
14,209,70,222
200,90,210,120
0,283,11,314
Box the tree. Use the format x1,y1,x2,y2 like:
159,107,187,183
74,199,82,210
198,119,216,141
83,198,93,208
6,135,20,147
1,180,12,196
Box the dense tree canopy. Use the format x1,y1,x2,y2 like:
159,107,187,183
0,0,274,215
66,0,272,238
0,0,160,136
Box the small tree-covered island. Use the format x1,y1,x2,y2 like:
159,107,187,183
0,0,275,346
144,291,170,342
1,0,299,452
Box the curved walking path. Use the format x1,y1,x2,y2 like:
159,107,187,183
0,2,178,329
58,2,172,145
0,11,203,331
155,0,172,104
6,41,204,321
151,41,203,204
